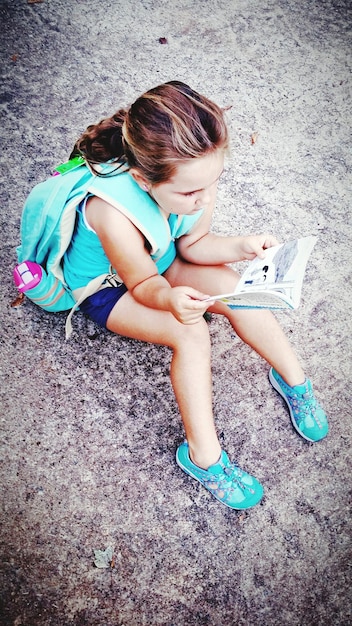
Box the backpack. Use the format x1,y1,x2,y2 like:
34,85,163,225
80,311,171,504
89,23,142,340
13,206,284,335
15,158,109,337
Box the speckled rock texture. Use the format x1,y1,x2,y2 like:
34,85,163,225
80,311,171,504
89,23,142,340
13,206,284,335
0,1,351,625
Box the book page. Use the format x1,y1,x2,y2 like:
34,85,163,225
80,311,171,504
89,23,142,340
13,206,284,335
218,290,293,309
207,236,317,309
236,236,317,308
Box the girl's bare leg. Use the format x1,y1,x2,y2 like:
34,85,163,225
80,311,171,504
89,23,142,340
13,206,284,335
165,259,305,386
219,307,305,386
105,258,305,468
106,293,221,468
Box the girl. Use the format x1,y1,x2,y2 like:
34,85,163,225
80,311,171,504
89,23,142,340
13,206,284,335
64,81,328,510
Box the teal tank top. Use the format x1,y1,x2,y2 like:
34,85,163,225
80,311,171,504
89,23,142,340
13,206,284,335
63,171,203,290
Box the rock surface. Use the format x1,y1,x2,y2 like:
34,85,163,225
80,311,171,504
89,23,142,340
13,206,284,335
0,1,351,624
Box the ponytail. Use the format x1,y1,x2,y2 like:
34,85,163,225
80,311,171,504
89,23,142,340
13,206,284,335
70,109,127,167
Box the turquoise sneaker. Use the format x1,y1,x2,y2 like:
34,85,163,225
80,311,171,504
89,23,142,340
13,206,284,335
269,368,329,442
176,441,263,510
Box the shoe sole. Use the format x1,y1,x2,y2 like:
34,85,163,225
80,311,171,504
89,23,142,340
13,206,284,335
269,368,316,442
176,449,263,510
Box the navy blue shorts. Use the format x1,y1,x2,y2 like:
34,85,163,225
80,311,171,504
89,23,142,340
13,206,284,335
79,284,128,328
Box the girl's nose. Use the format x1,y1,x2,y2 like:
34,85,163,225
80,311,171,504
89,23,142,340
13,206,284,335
196,188,211,207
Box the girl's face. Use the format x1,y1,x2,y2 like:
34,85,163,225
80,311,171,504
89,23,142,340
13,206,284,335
149,150,225,216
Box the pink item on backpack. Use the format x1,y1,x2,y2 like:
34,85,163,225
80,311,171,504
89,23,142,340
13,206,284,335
13,261,43,292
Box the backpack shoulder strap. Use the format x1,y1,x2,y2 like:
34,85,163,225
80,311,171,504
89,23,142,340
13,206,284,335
87,171,171,260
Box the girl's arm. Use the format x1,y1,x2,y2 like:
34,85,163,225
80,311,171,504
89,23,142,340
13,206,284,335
85,196,210,324
177,204,279,264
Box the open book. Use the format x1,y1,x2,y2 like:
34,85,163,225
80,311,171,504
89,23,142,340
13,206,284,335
207,236,317,310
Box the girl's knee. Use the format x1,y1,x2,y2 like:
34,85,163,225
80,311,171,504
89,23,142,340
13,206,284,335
172,318,210,353
217,266,241,291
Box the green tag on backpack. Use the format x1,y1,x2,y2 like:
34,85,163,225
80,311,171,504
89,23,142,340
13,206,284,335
54,156,85,175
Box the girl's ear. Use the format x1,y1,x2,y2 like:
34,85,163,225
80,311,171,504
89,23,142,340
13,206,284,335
129,168,150,192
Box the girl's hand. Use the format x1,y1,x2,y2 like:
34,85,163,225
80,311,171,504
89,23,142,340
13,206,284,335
167,286,212,324
236,234,280,261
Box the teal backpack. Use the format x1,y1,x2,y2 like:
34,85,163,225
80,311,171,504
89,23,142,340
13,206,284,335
15,158,105,337
15,157,201,338
16,159,93,310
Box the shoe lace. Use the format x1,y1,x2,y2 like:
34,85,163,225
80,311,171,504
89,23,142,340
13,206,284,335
204,463,256,497
287,387,324,427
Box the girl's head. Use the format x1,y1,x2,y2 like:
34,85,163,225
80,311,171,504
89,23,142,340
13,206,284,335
72,81,228,213
121,81,228,184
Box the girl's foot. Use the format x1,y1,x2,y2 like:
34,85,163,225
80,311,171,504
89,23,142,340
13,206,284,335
176,441,264,509
269,368,329,442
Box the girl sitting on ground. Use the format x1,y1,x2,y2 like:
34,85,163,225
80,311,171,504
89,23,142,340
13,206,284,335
63,80,328,510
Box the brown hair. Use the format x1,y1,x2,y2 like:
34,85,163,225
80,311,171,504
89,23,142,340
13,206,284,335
71,81,228,183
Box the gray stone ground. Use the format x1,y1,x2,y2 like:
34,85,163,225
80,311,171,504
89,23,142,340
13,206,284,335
1,1,351,624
